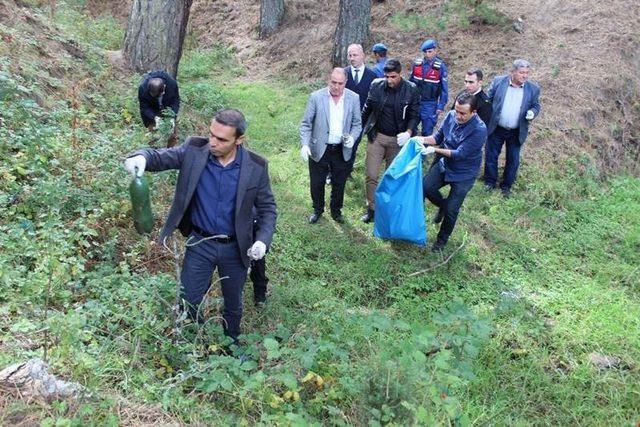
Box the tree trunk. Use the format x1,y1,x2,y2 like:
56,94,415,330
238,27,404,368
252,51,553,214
258,0,285,39
331,0,371,67
123,0,193,78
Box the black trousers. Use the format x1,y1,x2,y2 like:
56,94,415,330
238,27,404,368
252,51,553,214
309,145,351,216
423,162,476,244
249,222,268,298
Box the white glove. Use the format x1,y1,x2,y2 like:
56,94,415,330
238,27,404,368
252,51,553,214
154,116,161,129
396,131,410,147
525,110,535,120
170,118,176,130
421,146,436,156
247,241,266,260
300,145,311,162
124,155,146,177
343,135,355,148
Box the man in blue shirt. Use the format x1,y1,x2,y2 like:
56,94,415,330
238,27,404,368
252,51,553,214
419,92,487,252
124,109,277,346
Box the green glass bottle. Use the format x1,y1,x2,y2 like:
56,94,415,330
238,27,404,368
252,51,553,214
129,170,153,234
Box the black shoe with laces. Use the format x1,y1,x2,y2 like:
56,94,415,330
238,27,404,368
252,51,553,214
360,209,374,223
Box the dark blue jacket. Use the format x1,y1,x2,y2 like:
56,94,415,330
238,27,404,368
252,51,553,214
409,56,448,110
138,70,180,127
486,75,541,144
435,111,487,182
345,65,377,110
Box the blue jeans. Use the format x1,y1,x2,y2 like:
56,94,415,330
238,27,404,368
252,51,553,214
423,162,476,244
180,233,247,341
484,126,521,190
419,100,439,136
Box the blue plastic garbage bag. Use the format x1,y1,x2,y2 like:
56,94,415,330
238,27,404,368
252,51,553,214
373,138,426,246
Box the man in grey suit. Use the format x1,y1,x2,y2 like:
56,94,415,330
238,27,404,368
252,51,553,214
484,59,541,197
124,109,277,346
300,68,362,224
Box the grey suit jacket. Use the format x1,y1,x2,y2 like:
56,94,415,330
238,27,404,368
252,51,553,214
486,75,541,145
133,137,277,268
299,87,362,162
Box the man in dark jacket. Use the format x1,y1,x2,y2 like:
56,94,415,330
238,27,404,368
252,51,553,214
138,70,180,146
483,59,541,196
419,92,487,252
344,43,377,172
360,58,420,223
124,109,277,345
452,68,491,126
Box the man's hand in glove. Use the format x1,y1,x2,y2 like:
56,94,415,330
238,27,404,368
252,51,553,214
154,116,161,130
124,155,146,177
525,110,535,120
420,146,436,156
342,135,355,148
396,131,411,147
247,241,266,260
300,145,311,162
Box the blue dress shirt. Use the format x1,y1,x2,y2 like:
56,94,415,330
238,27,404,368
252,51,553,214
190,148,243,236
434,111,487,182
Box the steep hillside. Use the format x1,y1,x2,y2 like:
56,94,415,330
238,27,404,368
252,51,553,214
187,0,640,175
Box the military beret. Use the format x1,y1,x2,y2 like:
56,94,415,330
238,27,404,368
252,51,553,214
372,43,388,53
421,39,437,51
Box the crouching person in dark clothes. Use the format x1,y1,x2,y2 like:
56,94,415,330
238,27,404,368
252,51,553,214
124,109,277,345
418,92,486,252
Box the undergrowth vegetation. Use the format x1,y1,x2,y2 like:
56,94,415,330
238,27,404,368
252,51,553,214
0,3,638,426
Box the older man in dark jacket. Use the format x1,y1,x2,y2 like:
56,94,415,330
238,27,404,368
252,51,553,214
360,58,420,223
125,109,276,345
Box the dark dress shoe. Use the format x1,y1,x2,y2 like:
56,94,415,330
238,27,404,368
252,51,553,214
484,184,496,192
501,188,511,198
360,209,374,223
254,294,267,309
431,240,446,252
332,214,345,223
433,207,444,224
309,212,322,224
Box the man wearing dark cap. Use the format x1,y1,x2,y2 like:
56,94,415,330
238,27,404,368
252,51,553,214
371,43,388,78
409,39,448,136
138,70,180,146
360,58,420,223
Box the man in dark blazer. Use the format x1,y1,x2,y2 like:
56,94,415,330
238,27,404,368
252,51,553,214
125,109,277,345
344,44,377,172
138,70,180,146
484,59,541,196
452,68,491,126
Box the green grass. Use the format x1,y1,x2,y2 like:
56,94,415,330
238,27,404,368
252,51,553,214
1,2,639,426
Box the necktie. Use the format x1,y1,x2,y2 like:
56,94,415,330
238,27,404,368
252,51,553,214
354,69,360,85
